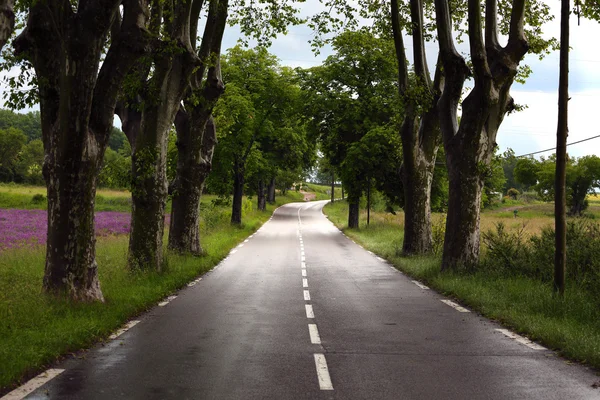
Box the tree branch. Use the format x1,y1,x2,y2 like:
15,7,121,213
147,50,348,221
0,0,14,51
485,0,500,50
506,0,528,61
410,0,431,87
468,0,491,84
390,0,408,91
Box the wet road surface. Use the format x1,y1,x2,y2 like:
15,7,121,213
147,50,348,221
16,201,600,399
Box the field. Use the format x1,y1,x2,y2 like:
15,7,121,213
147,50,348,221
0,183,312,393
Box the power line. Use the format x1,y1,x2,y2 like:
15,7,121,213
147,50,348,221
516,134,600,158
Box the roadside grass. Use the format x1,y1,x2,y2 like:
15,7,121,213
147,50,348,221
0,190,303,393
303,182,342,201
323,200,600,371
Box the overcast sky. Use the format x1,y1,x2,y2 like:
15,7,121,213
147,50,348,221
221,1,600,160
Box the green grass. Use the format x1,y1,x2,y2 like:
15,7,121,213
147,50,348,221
0,190,304,393
324,200,600,371
303,182,342,201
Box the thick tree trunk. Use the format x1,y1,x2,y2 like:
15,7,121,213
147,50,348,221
441,156,484,269
554,0,569,295
0,0,14,51
169,115,217,255
43,131,104,301
257,179,267,211
267,177,276,203
15,1,150,300
348,198,359,229
231,164,244,224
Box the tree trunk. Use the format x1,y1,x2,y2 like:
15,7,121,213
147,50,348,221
554,0,569,295
267,177,276,203
367,183,371,226
391,0,441,255
231,163,244,224
441,156,484,269
0,0,14,51
169,114,218,255
257,179,267,211
15,1,150,300
434,0,529,269
331,171,335,203
348,198,359,228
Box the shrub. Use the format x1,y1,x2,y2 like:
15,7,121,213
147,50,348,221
31,193,46,204
507,188,520,200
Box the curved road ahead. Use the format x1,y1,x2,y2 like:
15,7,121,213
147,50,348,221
16,201,599,399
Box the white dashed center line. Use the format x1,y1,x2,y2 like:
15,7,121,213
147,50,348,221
302,269,307,277
305,304,315,318
303,278,308,288
308,324,322,344
314,354,334,390
304,290,311,301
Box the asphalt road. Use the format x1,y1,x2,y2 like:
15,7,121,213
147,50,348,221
17,200,600,399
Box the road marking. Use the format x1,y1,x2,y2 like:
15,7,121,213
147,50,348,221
441,299,471,313
109,320,140,340
308,324,321,344
301,256,305,261
238,244,244,248
304,290,311,301
412,281,430,290
1,369,65,400
377,256,386,262
244,239,249,243
495,329,546,350
305,304,315,318
314,354,334,390
230,249,237,254
301,251,305,257
303,278,308,288
158,295,178,306
302,269,307,277
301,262,306,268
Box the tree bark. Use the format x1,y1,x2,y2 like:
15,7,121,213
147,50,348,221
231,162,244,224
267,177,276,203
434,0,529,270
168,114,218,255
348,198,359,228
391,0,442,255
554,0,569,295
0,0,14,51
15,0,150,300
168,1,227,255
120,0,201,270
257,179,267,211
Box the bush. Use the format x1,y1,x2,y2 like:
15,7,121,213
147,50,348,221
481,219,600,297
507,188,520,200
31,193,46,204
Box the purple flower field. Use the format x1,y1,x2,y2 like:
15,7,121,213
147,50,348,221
0,209,132,251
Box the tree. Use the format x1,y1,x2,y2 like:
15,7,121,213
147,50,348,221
390,0,442,255
168,0,227,255
433,0,555,270
16,138,44,184
0,127,25,181
514,157,540,190
10,0,151,300
299,29,399,228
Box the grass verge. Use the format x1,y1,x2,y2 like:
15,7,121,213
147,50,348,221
0,191,303,393
323,200,600,372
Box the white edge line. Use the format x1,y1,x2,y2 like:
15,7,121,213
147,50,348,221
412,280,430,290
314,354,334,390
1,369,65,400
230,249,237,254
440,299,470,313
495,329,546,350
305,304,315,318
304,290,311,301
308,324,322,344
108,320,140,340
